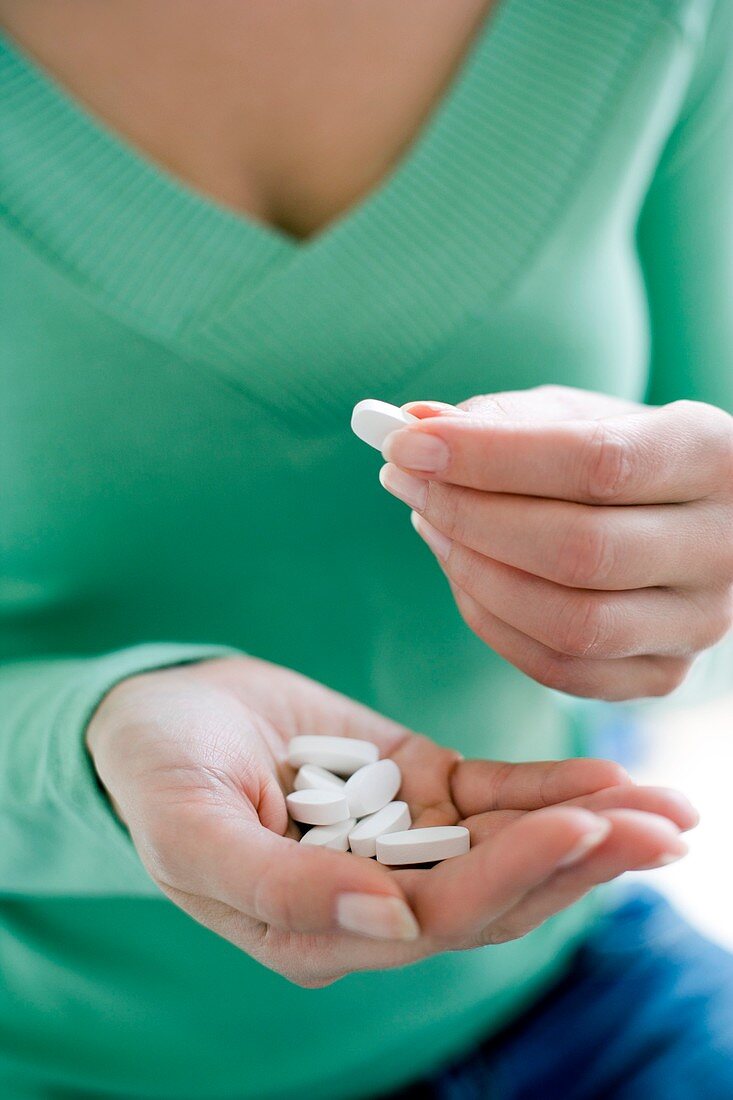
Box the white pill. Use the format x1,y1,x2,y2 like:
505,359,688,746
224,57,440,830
345,759,401,818
300,818,357,851
286,789,350,826
348,801,411,858
293,765,345,792
350,399,418,451
287,735,379,776
376,826,470,865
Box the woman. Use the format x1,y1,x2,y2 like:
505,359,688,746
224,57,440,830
1,1,732,1097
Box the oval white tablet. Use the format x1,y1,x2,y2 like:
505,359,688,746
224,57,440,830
351,399,418,451
300,818,357,851
348,801,411,858
293,765,345,793
286,789,350,826
287,735,379,776
376,826,470,865
345,759,401,819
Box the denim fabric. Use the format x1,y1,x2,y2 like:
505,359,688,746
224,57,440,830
395,887,733,1100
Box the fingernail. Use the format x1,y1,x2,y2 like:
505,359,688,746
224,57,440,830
638,841,688,870
382,429,450,473
336,893,420,941
411,511,452,562
402,401,467,417
662,790,700,830
556,821,611,868
379,463,428,511
656,849,687,866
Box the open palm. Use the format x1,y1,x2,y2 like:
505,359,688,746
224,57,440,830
88,655,695,986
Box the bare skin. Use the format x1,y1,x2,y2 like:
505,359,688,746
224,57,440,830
87,656,695,986
384,388,733,700
3,3,720,980
0,0,494,239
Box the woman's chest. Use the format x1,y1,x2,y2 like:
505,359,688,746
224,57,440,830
0,0,493,240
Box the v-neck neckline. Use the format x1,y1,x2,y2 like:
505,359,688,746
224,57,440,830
2,1,662,427
0,6,499,324
187,0,660,426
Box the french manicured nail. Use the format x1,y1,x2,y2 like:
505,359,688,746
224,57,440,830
411,511,452,562
556,821,611,868
638,841,688,870
656,848,687,866
661,790,700,830
379,463,428,511
402,401,467,416
336,893,420,941
382,429,450,473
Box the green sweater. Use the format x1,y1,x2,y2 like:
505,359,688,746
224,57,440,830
1,2,732,1096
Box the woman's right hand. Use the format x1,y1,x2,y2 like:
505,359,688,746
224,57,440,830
86,655,697,987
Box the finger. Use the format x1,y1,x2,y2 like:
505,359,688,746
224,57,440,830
450,757,631,819
409,386,641,423
484,809,687,944
404,806,610,940
402,479,725,590
162,887,428,985
565,784,699,832
159,811,418,938
401,400,467,418
447,582,692,700
425,540,726,659
389,731,463,826
382,401,731,503
463,783,697,849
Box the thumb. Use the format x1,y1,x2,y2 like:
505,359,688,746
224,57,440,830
406,386,639,424
169,811,420,941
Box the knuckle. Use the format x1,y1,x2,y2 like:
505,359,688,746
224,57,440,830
582,423,635,504
553,594,613,658
554,515,617,588
670,399,729,432
715,422,733,487
670,401,733,484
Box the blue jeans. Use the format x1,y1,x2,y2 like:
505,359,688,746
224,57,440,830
395,887,733,1099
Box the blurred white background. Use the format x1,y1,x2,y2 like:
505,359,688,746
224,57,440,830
635,693,733,949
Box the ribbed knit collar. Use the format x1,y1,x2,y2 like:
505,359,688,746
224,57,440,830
2,2,665,426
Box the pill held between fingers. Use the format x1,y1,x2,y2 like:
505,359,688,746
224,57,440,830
287,735,379,776
293,764,346,792
351,399,418,451
300,818,357,851
376,826,470,866
345,759,402,819
286,789,351,826
349,801,412,858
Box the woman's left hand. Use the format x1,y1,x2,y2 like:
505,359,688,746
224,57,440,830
380,386,733,701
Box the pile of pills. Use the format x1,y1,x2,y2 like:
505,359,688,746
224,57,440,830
286,735,470,865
